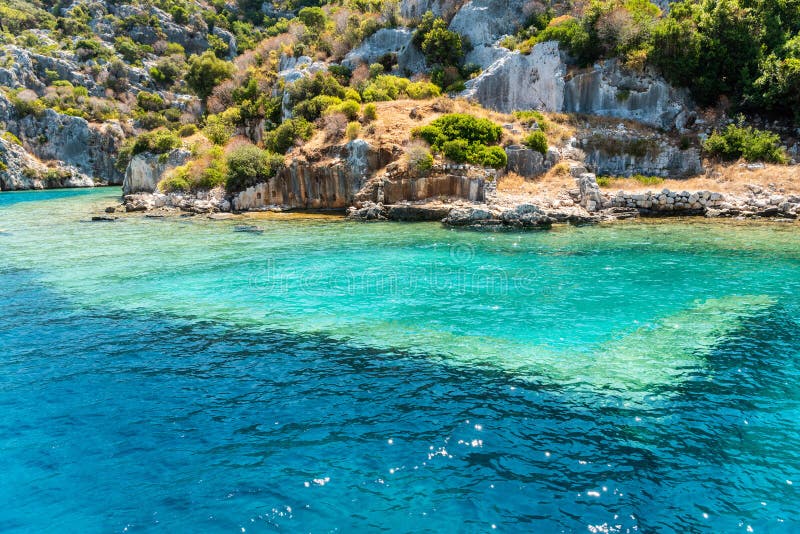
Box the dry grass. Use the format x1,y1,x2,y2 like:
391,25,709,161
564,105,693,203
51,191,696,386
497,164,575,196
298,97,577,155
597,162,800,194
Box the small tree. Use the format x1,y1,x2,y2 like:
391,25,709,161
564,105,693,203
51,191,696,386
186,51,235,100
225,143,284,192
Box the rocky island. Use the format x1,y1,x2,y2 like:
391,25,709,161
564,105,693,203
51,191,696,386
0,0,798,230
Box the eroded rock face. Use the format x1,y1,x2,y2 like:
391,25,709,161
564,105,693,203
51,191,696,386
343,28,424,73
0,135,46,190
505,145,560,178
449,0,527,62
12,109,127,184
577,173,604,212
233,141,397,211
0,46,99,96
462,43,567,113
0,135,96,190
578,128,702,177
463,42,693,131
122,149,191,194
563,59,693,130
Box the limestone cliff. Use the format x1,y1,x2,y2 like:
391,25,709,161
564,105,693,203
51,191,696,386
122,149,192,195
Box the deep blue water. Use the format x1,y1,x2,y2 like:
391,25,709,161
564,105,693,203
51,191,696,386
1,188,799,532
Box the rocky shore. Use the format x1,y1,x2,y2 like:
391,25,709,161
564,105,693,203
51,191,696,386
116,168,800,230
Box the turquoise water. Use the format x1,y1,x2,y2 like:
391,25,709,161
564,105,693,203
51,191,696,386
1,187,799,531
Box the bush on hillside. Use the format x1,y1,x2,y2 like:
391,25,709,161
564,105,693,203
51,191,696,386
131,129,181,156
186,51,235,99
703,122,787,164
345,121,361,140
415,114,502,148
406,143,434,173
523,131,548,154
264,118,314,154
412,113,505,168
363,103,378,122
225,143,284,192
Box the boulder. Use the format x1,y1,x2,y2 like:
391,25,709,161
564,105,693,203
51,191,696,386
576,173,603,212
343,28,423,72
505,145,559,177
122,149,191,194
499,204,553,228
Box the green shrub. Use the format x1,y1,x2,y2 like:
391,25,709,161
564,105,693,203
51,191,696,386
207,34,229,58
203,109,241,145
288,72,346,106
363,103,377,122
534,16,593,65
596,176,613,187
334,99,360,121
298,7,327,34
513,110,549,130
196,149,228,190
136,91,165,111
369,63,385,78
412,113,505,168
150,55,186,86
178,124,199,137
225,144,284,192
114,36,150,64
472,145,507,168
523,131,548,154
406,143,434,173
293,95,342,121
159,170,190,192
2,131,22,146
344,88,361,103
75,38,103,59
345,121,361,140
415,114,502,148
131,129,181,156
442,139,469,163
632,174,664,185
265,118,314,154
406,81,441,99
703,122,787,164
414,12,464,67
134,111,167,130
11,93,46,117
186,51,234,99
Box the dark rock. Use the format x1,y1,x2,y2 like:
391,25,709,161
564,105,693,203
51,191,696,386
386,204,451,221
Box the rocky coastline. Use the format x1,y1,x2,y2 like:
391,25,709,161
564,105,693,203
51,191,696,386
115,168,800,230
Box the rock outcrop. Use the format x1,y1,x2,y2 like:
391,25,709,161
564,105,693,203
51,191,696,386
505,145,560,177
564,59,693,130
123,187,229,213
122,149,192,195
577,127,703,177
342,28,425,73
462,42,694,131
12,109,126,184
0,135,95,190
233,141,397,211
462,43,567,113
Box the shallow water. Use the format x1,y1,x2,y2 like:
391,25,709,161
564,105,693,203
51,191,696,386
1,188,799,532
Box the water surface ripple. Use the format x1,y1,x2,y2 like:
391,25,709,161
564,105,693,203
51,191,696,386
1,188,799,532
